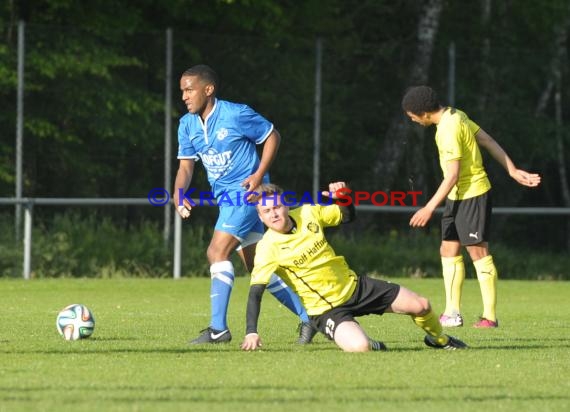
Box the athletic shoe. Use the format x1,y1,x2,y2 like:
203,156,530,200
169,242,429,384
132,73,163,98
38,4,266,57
189,327,232,345
473,317,499,328
424,334,468,350
297,322,318,344
369,339,388,351
439,313,464,327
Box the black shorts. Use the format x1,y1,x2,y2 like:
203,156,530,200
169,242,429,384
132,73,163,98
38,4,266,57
309,275,400,341
441,190,492,245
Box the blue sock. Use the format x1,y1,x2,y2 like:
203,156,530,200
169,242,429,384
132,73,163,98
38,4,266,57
209,261,234,331
267,273,309,323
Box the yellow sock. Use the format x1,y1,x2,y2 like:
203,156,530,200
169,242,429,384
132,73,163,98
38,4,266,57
474,255,498,321
441,255,465,316
412,309,449,346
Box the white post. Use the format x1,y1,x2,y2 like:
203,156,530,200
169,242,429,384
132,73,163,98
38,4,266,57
173,213,182,279
23,202,32,280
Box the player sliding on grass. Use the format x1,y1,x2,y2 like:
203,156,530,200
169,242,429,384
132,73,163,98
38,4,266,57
241,182,467,352
402,86,541,329
174,64,314,345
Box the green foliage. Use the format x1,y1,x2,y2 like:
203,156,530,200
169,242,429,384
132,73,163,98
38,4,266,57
1,213,567,279
491,243,570,281
31,213,170,278
0,212,217,278
0,0,569,250
329,228,440,278
328,228,570,280
0,215,20,277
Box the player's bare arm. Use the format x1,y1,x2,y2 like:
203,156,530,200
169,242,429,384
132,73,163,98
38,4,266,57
173,159,195,219
475,129,541,188
410,160,459,227
243,130,281,195
321,182,355,223
241,284,266,351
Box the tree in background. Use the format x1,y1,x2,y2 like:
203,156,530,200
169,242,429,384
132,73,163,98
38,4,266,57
0,0,568,250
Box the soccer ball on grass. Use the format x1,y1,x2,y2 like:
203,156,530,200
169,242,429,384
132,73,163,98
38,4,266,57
56,304,95,341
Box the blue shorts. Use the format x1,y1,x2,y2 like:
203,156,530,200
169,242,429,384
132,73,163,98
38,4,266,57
214,203,264,242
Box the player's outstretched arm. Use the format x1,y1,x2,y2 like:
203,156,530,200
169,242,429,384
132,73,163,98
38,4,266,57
475,129,541,188
509,169,542,187
241,284,266,351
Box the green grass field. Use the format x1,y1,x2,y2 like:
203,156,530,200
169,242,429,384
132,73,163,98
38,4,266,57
1,277,569,412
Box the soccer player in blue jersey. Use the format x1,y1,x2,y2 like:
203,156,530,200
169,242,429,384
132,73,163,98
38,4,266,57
174,65,314,345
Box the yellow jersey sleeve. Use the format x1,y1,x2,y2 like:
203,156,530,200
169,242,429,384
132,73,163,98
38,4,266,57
315,204,343,227
436,118,463,162
467,118,481,136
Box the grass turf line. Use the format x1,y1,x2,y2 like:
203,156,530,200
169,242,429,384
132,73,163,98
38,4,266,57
0,277,569,412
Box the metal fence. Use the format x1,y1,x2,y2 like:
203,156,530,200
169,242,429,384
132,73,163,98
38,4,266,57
1,197,569,279
3,22,568,277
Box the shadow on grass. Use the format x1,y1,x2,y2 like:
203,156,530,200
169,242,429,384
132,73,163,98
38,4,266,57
88,337,140,341
471,343,570,350
468,336,570,350
2,336,568,355
2,383,569,405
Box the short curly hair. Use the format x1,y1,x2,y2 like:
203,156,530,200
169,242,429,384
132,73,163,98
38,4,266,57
181,64,219,94
401,86,441,115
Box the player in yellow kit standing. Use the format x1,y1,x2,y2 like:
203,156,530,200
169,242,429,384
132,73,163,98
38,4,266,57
241,182,467,352
402,86,541,328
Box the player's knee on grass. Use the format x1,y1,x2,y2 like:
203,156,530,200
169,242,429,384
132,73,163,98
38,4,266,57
336,335,371,352
334,321,370,352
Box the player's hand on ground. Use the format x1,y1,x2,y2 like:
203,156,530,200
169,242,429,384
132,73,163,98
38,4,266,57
511,169,541,188
241,333,262,351
409,207,433,227
176,199,192,219
321,181,348,199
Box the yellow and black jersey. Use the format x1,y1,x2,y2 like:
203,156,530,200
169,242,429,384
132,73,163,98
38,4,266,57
250,204,357,316
436,108,491,200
